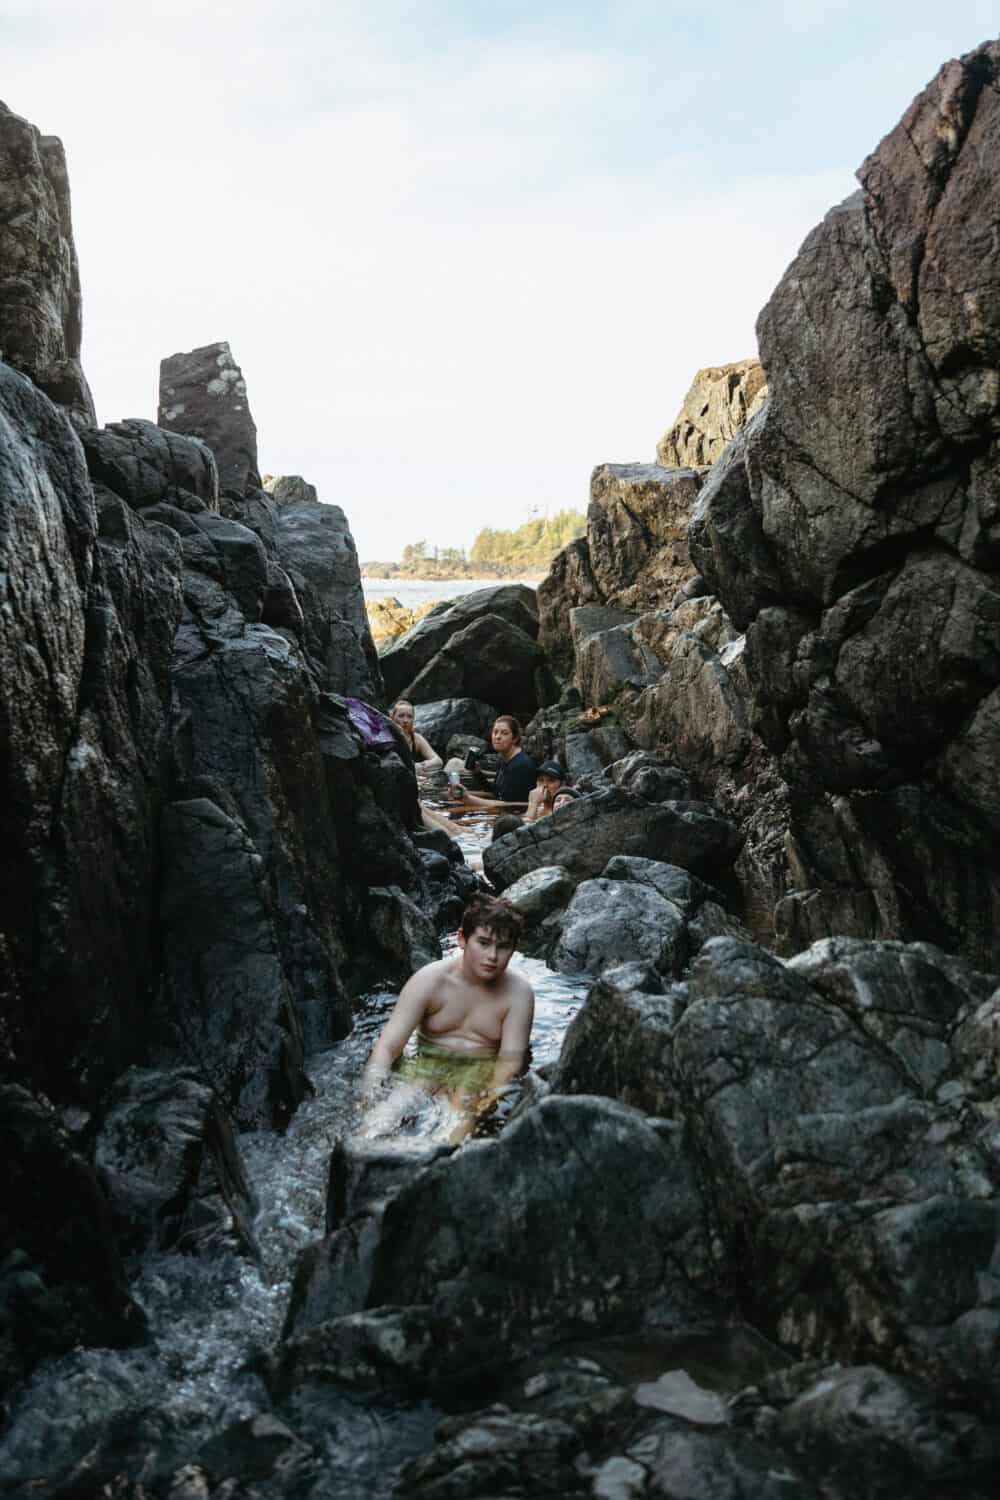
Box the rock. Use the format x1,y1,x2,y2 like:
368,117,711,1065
671,935,1000,1402
656,359,767,469
550,967,686,1118
686,42,1000,968
79,418,218,512
607,750,694,803
537,536,601,680
599,855,719,914
379,584,538,703
326,1136,456,1233
158,342,259,497
94,1066,257,1257
0,1085,145,1390
367,595,436,644
573,612,663,708
366,885,441,978
502,865,575,924
587,463,702,609
0,362,185,1106
484,785,741,891
412,697,498,750
0,102,95,425
552,878,688,978
399,613,545,718
630,627,751,783
278,1095,715,1391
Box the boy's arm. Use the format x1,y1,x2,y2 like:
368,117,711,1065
362,968,435,1093
477,982,535,1111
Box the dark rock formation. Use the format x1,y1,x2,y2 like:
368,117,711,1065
689,40,1000,968
412,696,498,750
483,783,742,891
94,1066,257,1257
588,462,702,610
277,1095,715,1391
536,536,600,680
1,1086,145,1392
0,102,95,426
656,358,767,468
379,584,543,715
158,341,260,497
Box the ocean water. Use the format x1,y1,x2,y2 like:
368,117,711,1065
362,576,537,609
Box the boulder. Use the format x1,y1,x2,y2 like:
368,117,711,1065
94,1066,257,1256
672,935,1000,1402
400,612,545,717
587,462,702,609
412,697,498,751
0,102,95,425
572,609,663,707
326,1136,456,1233
502,865,575,924
379,584,538,703
278,1095,715,1390
656,359,767,469
551,878,687,978
158,341,260,497
483,784,742,892
367,594,436,644
79,418,218,512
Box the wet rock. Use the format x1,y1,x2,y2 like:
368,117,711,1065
0,101,95,425
396,1406,579,1498
552,878,688,978
550,966,686,1118
95,1066,257,1257
0,1085,145,1390
657,359,767,469
483,785,742,892
326,1136,457,1233
672,935,1000,1403
366,885,441,978
279,1096,715,1391
379,584,538,703
587,463,702,610
502,865,575,924
158,341,260,497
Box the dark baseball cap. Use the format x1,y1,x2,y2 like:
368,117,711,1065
537,760,565,780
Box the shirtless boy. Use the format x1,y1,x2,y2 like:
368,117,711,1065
361,894,534,1142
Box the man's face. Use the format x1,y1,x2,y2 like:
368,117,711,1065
458,924,515,981
538,773,562,802
553,792,575,811
491,721,516,757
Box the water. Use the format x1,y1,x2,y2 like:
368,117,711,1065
0,820,589,1497
362,576,537,609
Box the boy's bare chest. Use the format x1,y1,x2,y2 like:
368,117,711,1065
425,979,507,1041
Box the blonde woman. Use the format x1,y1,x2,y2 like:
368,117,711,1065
390,700,465,837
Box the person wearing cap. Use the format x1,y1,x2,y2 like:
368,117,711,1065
524,760,567,823
552,786,582,812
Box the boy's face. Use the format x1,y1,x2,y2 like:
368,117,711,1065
537,772,562,802
458,924,515,982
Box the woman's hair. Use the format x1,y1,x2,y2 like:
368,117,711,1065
460,893,524,949
492,714,522,744
390,700,414,719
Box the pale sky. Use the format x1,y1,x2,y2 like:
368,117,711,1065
5,1,998,558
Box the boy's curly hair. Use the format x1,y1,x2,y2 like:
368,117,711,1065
460,893,523,949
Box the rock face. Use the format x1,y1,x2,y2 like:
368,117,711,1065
278,1096,715,1391
588,463,703,610
158,341,260,497
656,359,767,469
689,40,1000,969
0,102,95,427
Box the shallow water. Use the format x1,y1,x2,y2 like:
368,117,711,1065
1,823,589,1496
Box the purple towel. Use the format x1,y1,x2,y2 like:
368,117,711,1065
345,697,398,750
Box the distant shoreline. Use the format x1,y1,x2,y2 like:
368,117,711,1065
360,563,546,583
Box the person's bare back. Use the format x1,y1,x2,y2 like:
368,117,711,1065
362,894,534,1141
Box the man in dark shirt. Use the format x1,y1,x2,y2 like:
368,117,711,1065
461,715,538,808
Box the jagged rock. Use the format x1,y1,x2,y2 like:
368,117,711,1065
0,1085,145,1390
326,1137,456,1233
379,584,538,703
158,342,259,497
94,1066,257,1256
278,1095,715,1390
536,536,600,680
571,605,662,707
413,697,498,750
657,359,767,469
483,785,741,891
502,866,575,924
0,102,95,426
587,463,702,609
684,42,1000,968
365,885,441,978
79,418,218,512
400,612,545,717
0,362,185,1105
367,594,435,644
672,935,1000,1403
552,878,688,977
631,623,751,783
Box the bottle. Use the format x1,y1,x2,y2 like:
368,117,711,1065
448,770,463,803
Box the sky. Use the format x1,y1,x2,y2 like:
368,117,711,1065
5,1,998,559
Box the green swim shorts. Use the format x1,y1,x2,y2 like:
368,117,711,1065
394,1037,497,1098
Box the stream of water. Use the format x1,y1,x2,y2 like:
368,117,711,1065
0,818,589,1497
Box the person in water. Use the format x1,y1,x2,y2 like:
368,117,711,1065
361,894,534,1142
453,715,539,810
390,698,466,837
